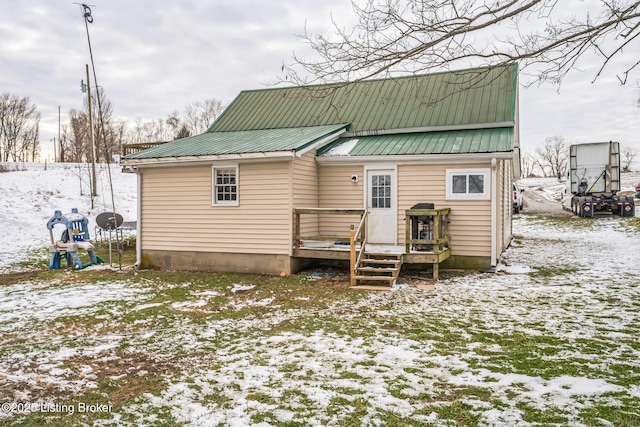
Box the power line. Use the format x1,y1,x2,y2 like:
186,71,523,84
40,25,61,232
78,2,123,270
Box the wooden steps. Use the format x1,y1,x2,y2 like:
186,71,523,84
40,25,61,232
351,252,403,288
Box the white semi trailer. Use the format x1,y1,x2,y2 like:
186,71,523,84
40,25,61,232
561,141,635,217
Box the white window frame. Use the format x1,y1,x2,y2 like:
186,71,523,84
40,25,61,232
446,168,490,200
212,165,239,206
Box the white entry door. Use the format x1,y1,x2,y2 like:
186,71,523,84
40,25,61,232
366,168,396,244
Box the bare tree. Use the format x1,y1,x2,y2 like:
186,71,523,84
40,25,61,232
120,98,226,149
63,109,89,163
165,111,193,140
128,117,145,145
59,125,68,162
174,124,191,140
520,150,540,177
183,98,226,135
621,145,639,172
536,136,569,178
127,117,174,143
289,1,640,85
88,87,122,163
0,93,41,162
166,111,180,133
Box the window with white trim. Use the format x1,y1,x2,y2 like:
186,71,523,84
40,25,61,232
446,169,490,200
212,165,238,205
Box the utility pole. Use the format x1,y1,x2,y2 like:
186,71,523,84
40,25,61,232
85,64,98,205
58,105,61,162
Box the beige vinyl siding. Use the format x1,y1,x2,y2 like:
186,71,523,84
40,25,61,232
495,160,504,259
140,162,291,254
501,159,513,251
398,163,492,257
292,150,319,238
318,165,364,237
507,160,514,249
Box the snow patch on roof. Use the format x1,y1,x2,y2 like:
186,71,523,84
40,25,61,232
323,138,358,156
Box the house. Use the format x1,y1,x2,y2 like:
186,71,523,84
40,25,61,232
122,64,520,281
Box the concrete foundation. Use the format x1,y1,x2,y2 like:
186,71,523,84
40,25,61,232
440,255,492,270
142,250,317,275
141,250,490,276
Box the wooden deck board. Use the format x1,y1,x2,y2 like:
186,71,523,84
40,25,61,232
349,285,393,291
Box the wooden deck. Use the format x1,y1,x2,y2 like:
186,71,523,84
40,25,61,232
293,207,451,280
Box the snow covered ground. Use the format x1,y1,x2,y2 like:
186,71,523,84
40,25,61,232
1,164,639,426
0,163,137,272
517,172,640,216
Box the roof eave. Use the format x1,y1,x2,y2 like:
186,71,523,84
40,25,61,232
316,151,514,165
121,151,295,168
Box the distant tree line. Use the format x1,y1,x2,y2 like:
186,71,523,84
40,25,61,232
5,89,639,172
521,136,640,178
1,89,226,164
59,91,226,163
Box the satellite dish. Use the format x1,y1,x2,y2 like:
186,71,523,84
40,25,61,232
96,212,123,230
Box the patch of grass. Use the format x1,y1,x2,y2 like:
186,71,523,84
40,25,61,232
1,372,174,427
516,401,570,424
527,265,580,280
400,318,475,354
430,400,482,426
614,216,640,232
280,389,316,411
246,391,277,406
517,215,593,228
371,409,428,426
326,396,370,424
339,370,367,381
578,395,640,426
464,331,592,379
334,387,363,397
0,269,42,286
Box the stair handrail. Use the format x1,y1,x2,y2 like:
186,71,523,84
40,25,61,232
350,210,368,286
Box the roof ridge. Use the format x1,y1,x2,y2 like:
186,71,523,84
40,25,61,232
236,63,517,95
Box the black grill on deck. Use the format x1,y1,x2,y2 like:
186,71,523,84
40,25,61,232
411,203,435,239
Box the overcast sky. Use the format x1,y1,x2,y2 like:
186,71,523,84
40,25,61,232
1,0,639,161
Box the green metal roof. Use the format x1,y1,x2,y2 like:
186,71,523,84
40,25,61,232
124,64,517,162
317,128,514,157
123,124,348,159
210,64,517,133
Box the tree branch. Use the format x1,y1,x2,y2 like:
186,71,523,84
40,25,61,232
285,0,640,87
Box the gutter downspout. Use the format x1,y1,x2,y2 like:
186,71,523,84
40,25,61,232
491,158,497,268
135,168,142,268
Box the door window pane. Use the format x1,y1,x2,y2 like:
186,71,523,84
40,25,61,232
371,174,391,209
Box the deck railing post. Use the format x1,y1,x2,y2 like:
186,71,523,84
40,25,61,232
294,210,300,249
350,224,356,286
405,214,411,253
434,213,441,252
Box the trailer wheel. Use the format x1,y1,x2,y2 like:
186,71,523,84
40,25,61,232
578,197,585,217
578,196,594,217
